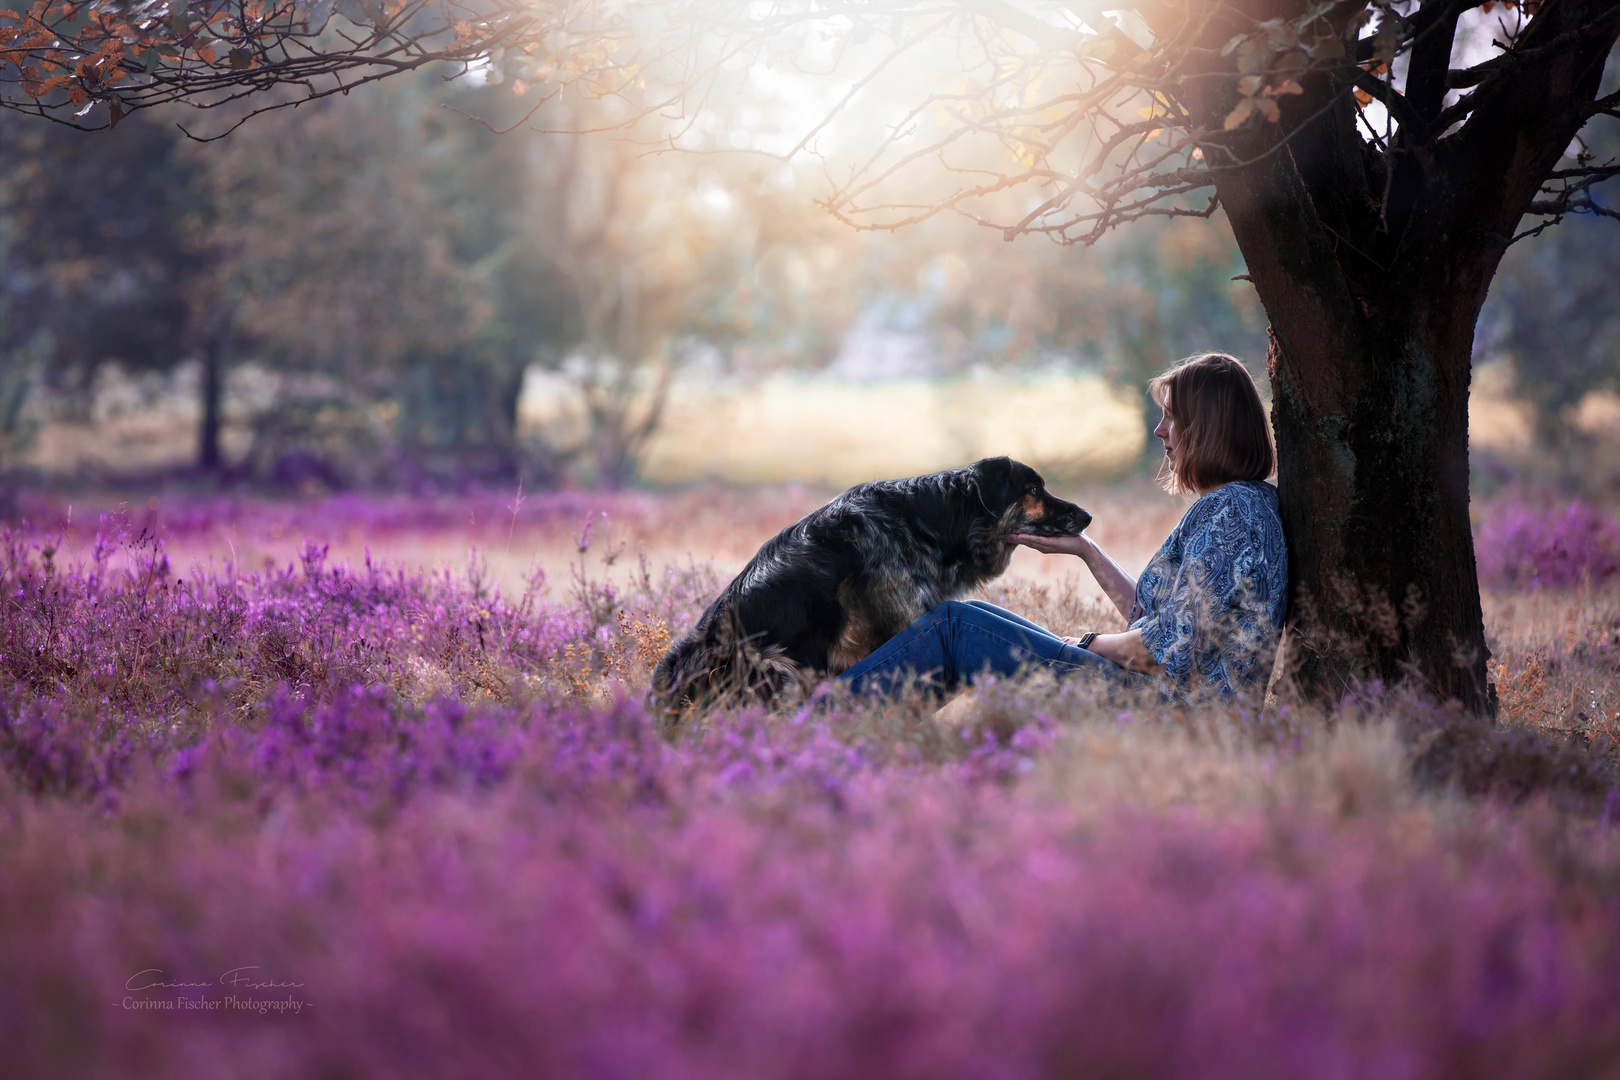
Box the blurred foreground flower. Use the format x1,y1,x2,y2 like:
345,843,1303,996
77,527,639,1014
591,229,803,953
1476,502,1620,590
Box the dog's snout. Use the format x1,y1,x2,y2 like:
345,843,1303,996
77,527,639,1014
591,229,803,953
1045,493,1090,535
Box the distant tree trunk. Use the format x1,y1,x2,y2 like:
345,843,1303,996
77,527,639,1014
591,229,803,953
198,331,226,473
497,362,528,476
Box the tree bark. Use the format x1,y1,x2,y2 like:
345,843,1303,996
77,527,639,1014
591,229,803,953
1264,304,1491,710
1218,153,1496,710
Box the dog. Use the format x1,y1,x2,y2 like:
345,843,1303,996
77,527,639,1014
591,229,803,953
651,456,1091,709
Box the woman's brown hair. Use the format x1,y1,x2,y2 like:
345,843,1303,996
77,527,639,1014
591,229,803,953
1148,353,1275,496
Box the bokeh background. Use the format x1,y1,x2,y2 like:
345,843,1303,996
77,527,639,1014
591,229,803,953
1,61,1616,568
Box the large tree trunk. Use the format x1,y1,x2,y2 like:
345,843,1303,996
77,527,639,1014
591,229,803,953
1215,145,1506,715
1265,305,1491,711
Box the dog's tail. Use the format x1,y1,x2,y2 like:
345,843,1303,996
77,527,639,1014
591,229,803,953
651,628,710,708
650,590,806,718
649,590,743,715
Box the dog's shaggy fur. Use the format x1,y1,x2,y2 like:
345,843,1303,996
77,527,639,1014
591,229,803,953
652,456,1091,709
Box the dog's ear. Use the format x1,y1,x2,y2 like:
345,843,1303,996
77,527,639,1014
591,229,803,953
977,456,1013,478
1013,460,1045,492
968,456,1018,515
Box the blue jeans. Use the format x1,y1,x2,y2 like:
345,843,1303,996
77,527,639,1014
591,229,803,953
836,600,1147,695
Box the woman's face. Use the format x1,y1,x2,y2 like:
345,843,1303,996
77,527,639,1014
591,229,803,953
1153,399,1177,462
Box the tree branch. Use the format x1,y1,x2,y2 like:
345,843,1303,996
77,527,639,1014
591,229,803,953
1447,52,1513,89
1349,67,1426,138
1404,0,1464,124
1453,0,1620,250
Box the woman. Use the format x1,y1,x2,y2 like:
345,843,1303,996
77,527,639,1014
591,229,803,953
837,353,1287,701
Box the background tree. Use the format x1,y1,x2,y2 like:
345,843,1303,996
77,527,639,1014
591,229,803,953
1483,215,1620,439
0,108,217,466
1478,196,1620,465
523,110,862,486
894,215,1266,462
0,110,289,476
0,244,43,503
199,73,545,483
195,70,858,487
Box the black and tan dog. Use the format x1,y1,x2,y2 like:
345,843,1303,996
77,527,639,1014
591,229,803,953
652,456,1090,709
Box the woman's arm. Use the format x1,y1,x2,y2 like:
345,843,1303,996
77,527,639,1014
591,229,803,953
1009,533,1138,621
1082,628,1160,674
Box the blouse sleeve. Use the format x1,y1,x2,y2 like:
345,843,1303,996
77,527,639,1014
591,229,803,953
1131,504,1205,682
1133,490,1286,693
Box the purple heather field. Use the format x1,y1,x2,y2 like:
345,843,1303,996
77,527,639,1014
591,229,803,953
3,491,1620,1079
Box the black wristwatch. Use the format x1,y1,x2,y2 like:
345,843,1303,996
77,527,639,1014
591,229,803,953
1076,631,1098,650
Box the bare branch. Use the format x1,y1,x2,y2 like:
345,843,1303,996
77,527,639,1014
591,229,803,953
6,0,1615,260
1585,86,1620,117
778,12,953,162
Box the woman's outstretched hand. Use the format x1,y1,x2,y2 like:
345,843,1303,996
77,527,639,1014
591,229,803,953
1007,533,1093,558
1011,531,1140,625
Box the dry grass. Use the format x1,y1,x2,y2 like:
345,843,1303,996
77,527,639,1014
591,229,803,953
1034,711,1418,823
1484,589,1620,743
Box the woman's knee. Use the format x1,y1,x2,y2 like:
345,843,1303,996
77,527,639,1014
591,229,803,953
923,599,978,624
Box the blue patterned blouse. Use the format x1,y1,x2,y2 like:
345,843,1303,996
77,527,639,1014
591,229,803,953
1130,480,1288,699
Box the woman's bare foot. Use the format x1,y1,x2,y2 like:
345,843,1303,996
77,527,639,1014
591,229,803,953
933,689,979,728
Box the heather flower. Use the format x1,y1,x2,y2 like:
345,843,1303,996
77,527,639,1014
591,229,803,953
1476,501,1620,590
0,498,1616,1076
